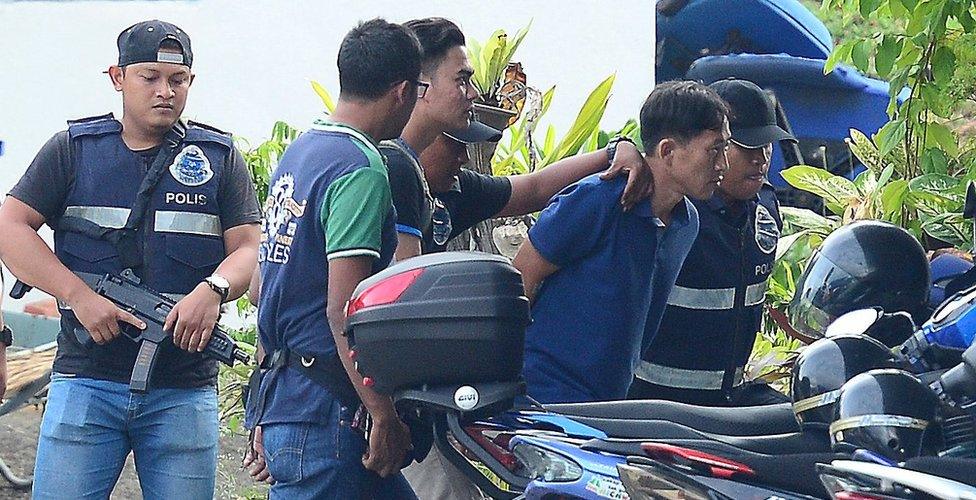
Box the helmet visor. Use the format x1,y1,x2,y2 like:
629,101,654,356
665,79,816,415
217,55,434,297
788,253,861,340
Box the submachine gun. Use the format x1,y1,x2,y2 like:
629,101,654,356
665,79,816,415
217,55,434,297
10,269,250,393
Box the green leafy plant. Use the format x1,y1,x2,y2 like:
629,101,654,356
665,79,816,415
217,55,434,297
467,23,532,106
492,74,616,175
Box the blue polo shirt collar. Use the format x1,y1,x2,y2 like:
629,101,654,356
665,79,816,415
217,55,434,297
662,197,695,229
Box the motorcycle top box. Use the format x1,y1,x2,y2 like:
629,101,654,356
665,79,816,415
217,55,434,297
346,252,530,396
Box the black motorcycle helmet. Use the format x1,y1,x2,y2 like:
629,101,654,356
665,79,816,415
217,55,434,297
788,220,929,340
830,369,943,462
792,334,897,430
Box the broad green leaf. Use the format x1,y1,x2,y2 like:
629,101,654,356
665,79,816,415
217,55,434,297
847,128,882,171
920,148,949,174
920,212,973,248
310,81,336,113
878,165,894,187
880,179,909,215
825,40,856,73
889,0,909,17
910,172,962,193
854,168,878,196
920,83,953,118
780,165,858,213
780,206,838,234
875,35,902,77
960,7,976,31
932,46,957,85
851,40,872,72
925,121,959,156
899,0,917,11
875,119,907,157
860,0,883,17
906,10,927,37
541,74,615,167
775,230,809,260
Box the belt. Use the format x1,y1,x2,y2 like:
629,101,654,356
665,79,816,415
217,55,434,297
261,348,360,407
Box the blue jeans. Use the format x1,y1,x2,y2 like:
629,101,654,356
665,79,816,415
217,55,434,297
32,374,218,499
262,400,416,499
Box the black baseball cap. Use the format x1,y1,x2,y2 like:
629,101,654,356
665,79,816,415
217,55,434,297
709,79,795,148
117,20,193,68
444,120,502,144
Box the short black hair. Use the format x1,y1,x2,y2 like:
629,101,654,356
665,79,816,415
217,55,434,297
338,18,422,100
404,17,465,74
640,81,730,153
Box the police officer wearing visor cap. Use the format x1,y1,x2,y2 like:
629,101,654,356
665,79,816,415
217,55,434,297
629,79,793,406
0,20,260,498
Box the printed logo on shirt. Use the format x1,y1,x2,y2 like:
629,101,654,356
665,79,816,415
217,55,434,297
755,204,779,254
260,174,307,265
169,145,214,186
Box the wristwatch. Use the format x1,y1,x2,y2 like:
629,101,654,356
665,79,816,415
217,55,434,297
204,274,230,302
606,135,637,167
0,325,12,348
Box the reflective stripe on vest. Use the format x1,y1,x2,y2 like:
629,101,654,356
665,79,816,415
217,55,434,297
634,360,744,390
666,282,768,310
154,211,222,237
65,206,221,237
64,206,130,229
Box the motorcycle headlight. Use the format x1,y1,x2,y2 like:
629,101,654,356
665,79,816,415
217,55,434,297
511,442,583,482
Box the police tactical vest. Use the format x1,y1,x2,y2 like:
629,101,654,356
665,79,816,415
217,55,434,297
636,186,781,393
56,113,229,303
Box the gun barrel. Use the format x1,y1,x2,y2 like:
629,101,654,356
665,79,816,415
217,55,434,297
234,350,251,365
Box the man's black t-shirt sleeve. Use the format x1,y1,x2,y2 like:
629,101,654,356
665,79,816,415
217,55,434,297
384,147,425,237
450,169,513,236
219,148,262,229
8,131,73,221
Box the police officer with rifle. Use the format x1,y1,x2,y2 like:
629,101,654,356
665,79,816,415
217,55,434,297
0,20,260,498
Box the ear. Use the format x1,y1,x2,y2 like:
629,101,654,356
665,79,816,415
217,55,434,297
188,73,196,88
393,80,413,105
657,138,676,160
107,65,124,91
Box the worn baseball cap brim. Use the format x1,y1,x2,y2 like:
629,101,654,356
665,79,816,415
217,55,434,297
733,124,797,149
444,120,502,144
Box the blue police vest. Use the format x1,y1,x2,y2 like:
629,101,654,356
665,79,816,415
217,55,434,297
54,114,228,358
635,186,781,392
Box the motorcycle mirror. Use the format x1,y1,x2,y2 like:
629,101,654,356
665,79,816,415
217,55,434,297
825,308,884,338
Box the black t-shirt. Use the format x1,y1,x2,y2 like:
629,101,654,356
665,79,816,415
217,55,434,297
381,140,432,237
385,148,513,253
8,128,261,388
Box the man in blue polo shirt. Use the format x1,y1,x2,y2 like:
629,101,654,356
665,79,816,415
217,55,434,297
630,79,794,406
515,81,731,403
254,19,422,498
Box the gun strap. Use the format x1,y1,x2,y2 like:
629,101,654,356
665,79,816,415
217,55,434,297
55,122,188,270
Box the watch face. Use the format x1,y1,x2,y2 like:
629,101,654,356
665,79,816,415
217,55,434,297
210,275,230,290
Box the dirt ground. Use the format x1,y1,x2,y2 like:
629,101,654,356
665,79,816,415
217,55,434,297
0,405,269,500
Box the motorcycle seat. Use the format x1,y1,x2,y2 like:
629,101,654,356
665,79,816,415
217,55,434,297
545,400,799,436
572,418,829,455
904,457,976,487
